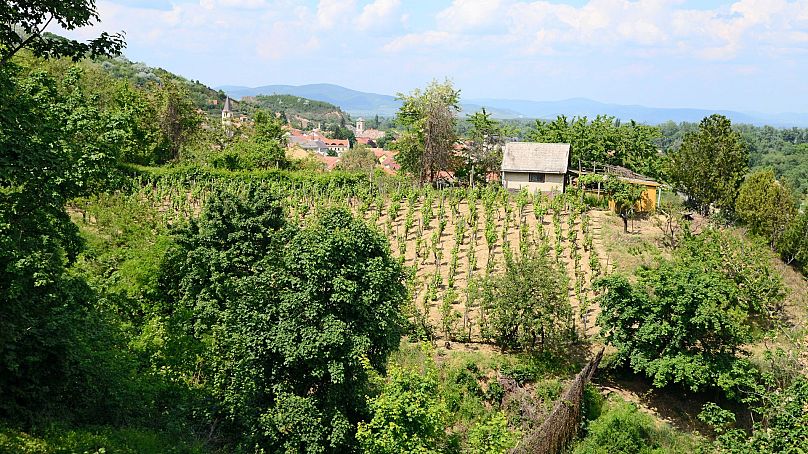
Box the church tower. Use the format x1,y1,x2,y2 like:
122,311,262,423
356,117,365,135
221,97,233,124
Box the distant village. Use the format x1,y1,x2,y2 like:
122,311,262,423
215,96,661,211
219,96,401,175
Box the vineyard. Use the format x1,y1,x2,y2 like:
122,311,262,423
80,174,611,345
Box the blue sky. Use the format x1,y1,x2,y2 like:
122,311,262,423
60,0,808,113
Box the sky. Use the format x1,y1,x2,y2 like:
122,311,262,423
58,0,808,113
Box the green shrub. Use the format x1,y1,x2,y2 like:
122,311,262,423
574,397,699,454
465,412,520,454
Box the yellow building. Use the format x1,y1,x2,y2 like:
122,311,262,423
572,165,661,213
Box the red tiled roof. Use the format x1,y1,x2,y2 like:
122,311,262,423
322,138,349,147
318,155,341,170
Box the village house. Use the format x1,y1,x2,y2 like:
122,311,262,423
320,138,350,155
501,142,570,193
570,164,661,212
288,135,329,155
355,118,386,140
356,136,377,147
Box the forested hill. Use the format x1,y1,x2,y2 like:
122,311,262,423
243,94,350,127
95,55,227,115
94,57,349,125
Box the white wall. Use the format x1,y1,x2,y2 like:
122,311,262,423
502,172,565,193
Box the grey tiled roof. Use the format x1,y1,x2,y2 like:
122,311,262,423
501,142,570,174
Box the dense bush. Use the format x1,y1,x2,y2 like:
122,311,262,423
161,187,407,452
736,169,796,247
357,366,449,454
0,62,135,423
597,229,785,394
573,397,698,454
479,246,572,351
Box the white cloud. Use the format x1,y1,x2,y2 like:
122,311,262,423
384,0,808,61
436,0,505,31
199,0,269,9
383,31,455,52
316,0,356,29
355,0,401,30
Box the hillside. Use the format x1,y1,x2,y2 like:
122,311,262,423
219,83,522,119
219,83,808,126
242,94,349,128
96,56,227,115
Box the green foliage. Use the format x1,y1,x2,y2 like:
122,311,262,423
0,62,129,422
658,122,808,198
529,115,663,179
96,56,226,114
162,188,406,451
106,82,165,165
357,366,448,454
596,229,785,394
148,78,202,163
457,108,505,186
736,169,797,247
0,423,205,454
603,177,644,232
668,114,749,215
465,412,519,454
479,246,571,351
573,397,699,454
701,377,808,453
205,109,288,170
394,79,460,183
0,1,124,66
778,210,808,274
207,139,284,170
339,144,377,172
246,94,348,129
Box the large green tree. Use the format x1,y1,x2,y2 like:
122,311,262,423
251,109,289,168
339,143,377,173
778,211,808,274
162,188,407,452
147,78,201,163
735,169,797,248
668,114,749,215
0,0,124,65
461,108,505,187
356,366,448,454
0,63,127,420
596,229,785,393
529,115,662,179
394,79,460,184
479,246,571,351
604,176,644,233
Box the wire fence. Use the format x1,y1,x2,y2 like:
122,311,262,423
512,347,605,454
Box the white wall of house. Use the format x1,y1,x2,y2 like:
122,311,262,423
502,171,565,193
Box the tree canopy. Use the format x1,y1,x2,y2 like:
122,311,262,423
597,229,785,394
479,246,572,351
0,0,125,65
394,79,460,184
528,115,662,179
161,188,407,451
459,108,506,187
736,169,796,247
668,114,748,215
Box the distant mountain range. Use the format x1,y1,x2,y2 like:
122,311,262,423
219,83,808,127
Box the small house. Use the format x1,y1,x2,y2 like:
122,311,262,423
501,142,570,193
571,164,661,212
